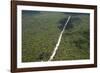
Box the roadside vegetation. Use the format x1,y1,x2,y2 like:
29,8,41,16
22,10,90,62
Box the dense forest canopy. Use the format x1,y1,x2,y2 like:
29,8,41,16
22,10,90,62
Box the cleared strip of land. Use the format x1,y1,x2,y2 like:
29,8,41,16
48,16,71,61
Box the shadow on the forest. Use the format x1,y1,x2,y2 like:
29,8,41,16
57,16,81,30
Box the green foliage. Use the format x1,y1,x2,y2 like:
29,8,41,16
22,11,66,62
53,14,90,60
22,11,90,62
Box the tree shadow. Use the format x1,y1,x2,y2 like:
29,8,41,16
57,16,81,31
